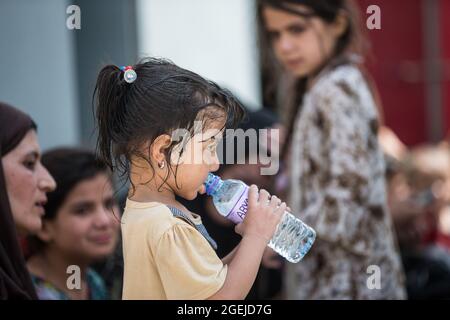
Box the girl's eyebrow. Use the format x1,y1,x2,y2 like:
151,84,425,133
24,151,39,160
70,201,95,210
200,135,217,143
279,21,308,32
200,129,224,142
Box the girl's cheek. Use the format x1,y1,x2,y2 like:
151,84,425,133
110,208,121,229
61,215,92,239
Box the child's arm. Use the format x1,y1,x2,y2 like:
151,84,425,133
221,244,240,266
208,186,286,300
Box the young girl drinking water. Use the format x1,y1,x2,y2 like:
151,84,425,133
94,58,287,300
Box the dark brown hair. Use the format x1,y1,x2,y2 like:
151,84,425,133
0,102,38,299
27,147,113,255
93,57,245,193
257,0,371,159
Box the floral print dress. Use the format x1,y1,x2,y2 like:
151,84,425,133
31,268,108,300
286,64,407,300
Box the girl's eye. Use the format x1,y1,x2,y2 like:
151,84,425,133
74,208,87,215
104,198,116,210
289,25,306,35
73,206,91,215
207,144,217,152
23,159,36,171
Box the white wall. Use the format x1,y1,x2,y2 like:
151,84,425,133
136,0,261,109
0,0,80,151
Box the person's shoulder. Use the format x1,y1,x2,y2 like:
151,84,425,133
311,64,365,98
308,64,369,114
122,202,179,238
123,201,173,224
124,202,198,244
86,268,109,300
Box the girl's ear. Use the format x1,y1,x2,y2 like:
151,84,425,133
332,10,349,38
150,134,172,164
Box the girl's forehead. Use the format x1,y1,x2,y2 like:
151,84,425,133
263,4,310,27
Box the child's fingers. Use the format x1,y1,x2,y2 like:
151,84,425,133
269,195,280,209
275,202,287,216
248,185,259,207
234,223,244,236
259,189,270,204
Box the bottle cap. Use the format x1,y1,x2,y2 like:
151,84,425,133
204,173,221,196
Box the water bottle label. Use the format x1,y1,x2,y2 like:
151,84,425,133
226,187,249,224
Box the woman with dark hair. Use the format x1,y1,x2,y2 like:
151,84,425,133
0,101,56,299
257,0,406,299
26,148,120,300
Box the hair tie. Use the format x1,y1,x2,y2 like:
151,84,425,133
120,65,137,84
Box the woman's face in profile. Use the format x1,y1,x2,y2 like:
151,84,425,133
2,130,56,235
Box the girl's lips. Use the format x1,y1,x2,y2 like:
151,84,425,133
199,184,206,195
285,58,304,69
90,235,112,245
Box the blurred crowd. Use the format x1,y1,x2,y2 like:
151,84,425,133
380,128,450,299
1,0,450,300
3,101,449,300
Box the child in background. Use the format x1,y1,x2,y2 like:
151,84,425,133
26,148,120,300
94,58,287,300
387,143,450,299
257,0,406,299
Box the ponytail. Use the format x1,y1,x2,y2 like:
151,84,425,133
93,65,129,172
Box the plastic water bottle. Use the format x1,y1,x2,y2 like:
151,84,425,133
204,173,316,263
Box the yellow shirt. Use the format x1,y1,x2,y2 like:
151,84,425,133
121,199,227,300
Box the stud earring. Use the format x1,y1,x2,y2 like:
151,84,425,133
158,161,165,169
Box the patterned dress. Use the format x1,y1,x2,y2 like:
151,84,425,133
286,64,407,299
31,268,108,300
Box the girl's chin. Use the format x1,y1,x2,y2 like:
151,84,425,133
189,191,201,200
179,185,206,201
289,67,310,78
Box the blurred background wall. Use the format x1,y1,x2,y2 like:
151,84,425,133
0,0,80,150
136,0,262,110
0,0,449,150
359,0,450,145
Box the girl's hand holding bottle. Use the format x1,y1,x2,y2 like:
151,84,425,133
235,185,286,244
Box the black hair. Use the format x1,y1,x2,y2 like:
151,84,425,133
257,0,370,159
26,147,112,255
219,107,279,166
93,57,245,193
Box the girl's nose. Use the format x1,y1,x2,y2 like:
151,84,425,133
278,34,295,53
38,163,56,192
210,162,220,173
94,207,113,228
